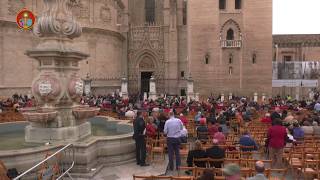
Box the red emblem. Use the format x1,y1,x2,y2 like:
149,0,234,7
16,8,36,30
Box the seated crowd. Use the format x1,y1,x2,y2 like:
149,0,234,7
1,91,320,179
131,94,320,180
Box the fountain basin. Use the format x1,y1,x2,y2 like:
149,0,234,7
0,116,135,177
72,107,100,120
21,108,57,124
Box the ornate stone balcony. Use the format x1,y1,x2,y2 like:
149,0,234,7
220,40,242,48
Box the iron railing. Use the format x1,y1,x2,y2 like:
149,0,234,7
14,143,74,180
221,40,242,48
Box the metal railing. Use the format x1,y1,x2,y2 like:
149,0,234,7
220,40,242,48
14,143,74,180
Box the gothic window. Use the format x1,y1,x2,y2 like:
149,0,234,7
227,29,234,40
205,54,210,64
219,0,226,10
183,0,187,25
145,0,155,23
273,52,276,61
235,0,242,9
181,71,185,78
229,66,233,75
229,53,233,64
252,53,257,64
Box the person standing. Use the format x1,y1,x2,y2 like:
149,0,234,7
133,111,149,166
164,111,183,170
267,118,286,168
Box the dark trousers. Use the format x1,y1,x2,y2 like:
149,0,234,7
167,137,181,170
134,136,146,164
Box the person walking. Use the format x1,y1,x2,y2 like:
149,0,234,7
164,111,183,171
267,118,286,168
133,111,149,166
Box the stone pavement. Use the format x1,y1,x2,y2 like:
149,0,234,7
73,158,169,180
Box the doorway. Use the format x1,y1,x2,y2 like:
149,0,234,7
141,72,153,95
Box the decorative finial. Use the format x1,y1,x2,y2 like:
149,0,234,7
33,0,82,39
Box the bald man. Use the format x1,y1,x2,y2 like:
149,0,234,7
247,161,267,180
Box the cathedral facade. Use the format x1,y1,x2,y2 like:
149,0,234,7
0,0,274,98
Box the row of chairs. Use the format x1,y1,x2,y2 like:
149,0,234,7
193,158,273,169
133,175,193,180
178,166,287,180
0,111,24,123
283,145,320,179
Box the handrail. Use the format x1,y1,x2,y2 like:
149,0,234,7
14,143,74,180
56,161,75,180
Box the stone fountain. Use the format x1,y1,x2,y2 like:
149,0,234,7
22,0,99,143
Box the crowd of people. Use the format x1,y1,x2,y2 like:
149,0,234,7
1,91,320,179
130,93,320,180
0,94,35,113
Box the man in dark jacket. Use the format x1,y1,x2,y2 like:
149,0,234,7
206,139,225,168
133,111,149,166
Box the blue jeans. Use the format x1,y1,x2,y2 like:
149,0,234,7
167,137,181,170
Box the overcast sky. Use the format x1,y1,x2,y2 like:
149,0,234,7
273,0,320,34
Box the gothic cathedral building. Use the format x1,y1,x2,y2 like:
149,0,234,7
127,0,272,97
0,0,272,98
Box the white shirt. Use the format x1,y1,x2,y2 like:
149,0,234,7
164,116,183,138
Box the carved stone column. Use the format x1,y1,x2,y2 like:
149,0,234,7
254,92,258,102
221,93,225,102
149,76,157,101
23,0,99,143
187,75,194,103
121,76,128,99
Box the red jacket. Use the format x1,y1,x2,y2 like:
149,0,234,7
146,124,156,139
268,125,286,148
261,117,272,124
208,125,218,138
180,116,188,126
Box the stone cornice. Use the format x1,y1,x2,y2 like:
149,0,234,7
0,19,125,41
273,34,320,47
82,27,125,41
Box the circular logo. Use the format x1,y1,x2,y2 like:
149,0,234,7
16,8,36,30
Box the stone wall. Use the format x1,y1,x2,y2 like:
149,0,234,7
0,0,127,97
188,0,272,97
273,34,320,61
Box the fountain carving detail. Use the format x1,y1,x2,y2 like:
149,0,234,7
22,0,99,143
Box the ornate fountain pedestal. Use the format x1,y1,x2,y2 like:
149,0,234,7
21,0,98,143
22,106,99,143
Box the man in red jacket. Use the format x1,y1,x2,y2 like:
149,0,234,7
267,118,287,168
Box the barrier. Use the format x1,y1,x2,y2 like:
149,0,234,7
14,143,74,180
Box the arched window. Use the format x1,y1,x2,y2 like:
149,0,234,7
229,53,233,64
229,66,233,75
252,53,257,64
227,29,234,40
235,0,242,9
183,0,187,25
205,53,210,64
145,0,155,23
219,0,226,10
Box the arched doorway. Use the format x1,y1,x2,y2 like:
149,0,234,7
138,55,156,95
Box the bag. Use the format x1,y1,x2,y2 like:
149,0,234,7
7,168,19,178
